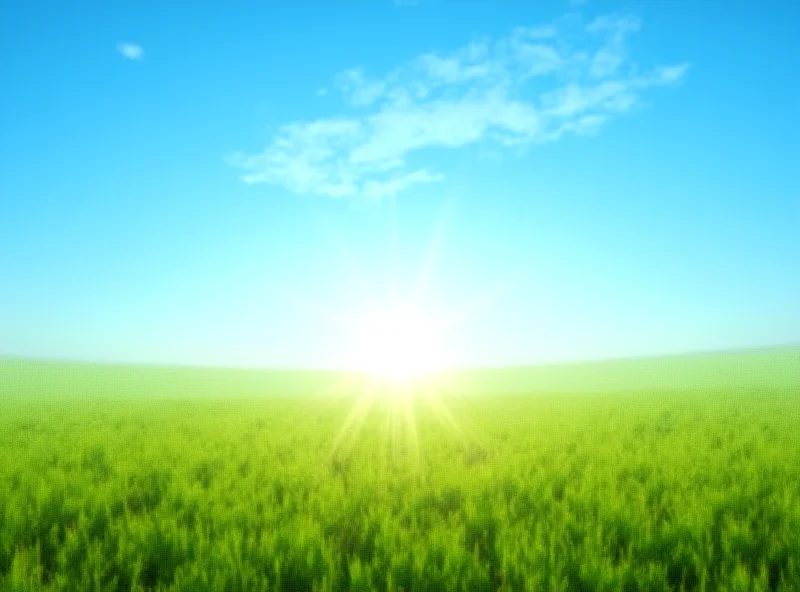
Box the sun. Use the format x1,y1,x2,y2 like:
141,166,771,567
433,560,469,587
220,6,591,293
348,305,449,383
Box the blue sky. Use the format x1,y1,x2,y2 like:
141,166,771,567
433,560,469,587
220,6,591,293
1,0,798,369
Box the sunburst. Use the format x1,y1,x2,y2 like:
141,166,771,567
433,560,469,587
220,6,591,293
286,197,505,470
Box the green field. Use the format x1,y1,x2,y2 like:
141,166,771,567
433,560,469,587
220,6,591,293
1,348,799,591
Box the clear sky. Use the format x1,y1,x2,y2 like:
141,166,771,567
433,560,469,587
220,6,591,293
1,0,798,370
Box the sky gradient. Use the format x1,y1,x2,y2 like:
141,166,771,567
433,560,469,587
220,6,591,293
1,0,798,369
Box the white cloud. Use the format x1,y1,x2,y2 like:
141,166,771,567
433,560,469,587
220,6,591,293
230,12,689,199
586,15,641,37
585,16,640,78
656,64,691,84
117,42,144,60
334,69,387,107
363,169,444,199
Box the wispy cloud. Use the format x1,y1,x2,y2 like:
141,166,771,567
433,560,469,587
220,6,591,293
117,42,144,60
229,13,689,199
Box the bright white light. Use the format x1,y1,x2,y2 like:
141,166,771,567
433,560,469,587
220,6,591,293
348,305,449,382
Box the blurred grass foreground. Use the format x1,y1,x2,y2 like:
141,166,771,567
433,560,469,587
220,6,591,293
1,347,799,591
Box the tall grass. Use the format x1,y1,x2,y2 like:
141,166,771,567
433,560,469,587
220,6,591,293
1,351,799,591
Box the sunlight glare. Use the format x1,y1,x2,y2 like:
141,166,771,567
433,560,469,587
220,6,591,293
349,306,449,383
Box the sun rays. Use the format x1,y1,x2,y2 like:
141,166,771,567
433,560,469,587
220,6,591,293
326,376,459,474
285,196,503,470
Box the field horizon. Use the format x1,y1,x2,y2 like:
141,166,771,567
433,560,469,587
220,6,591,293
3,344,799,399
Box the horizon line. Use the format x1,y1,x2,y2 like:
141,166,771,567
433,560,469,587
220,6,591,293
1,342,797,374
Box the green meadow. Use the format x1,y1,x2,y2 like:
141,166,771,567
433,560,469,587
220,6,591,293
1,348,799,591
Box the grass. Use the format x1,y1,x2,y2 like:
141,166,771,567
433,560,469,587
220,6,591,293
1,347,799,591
